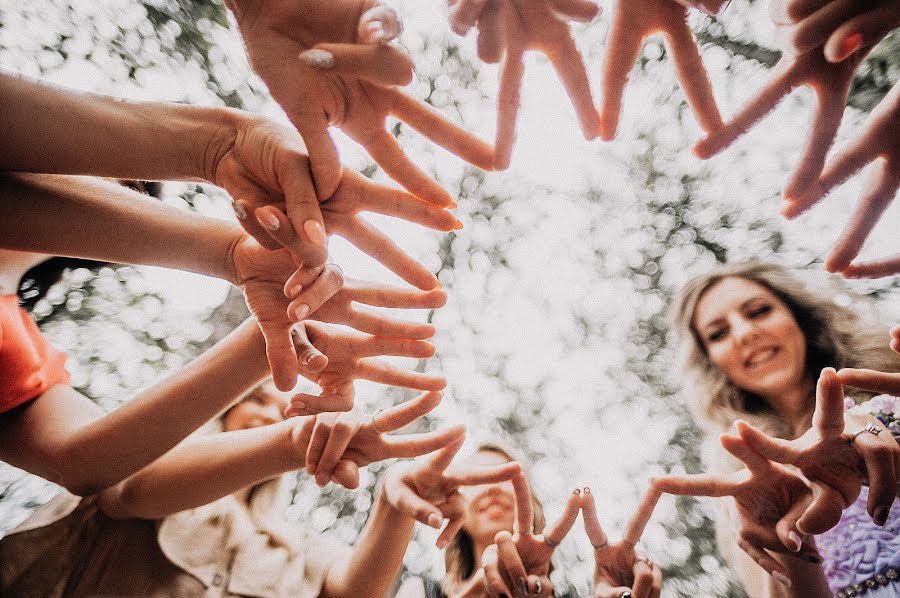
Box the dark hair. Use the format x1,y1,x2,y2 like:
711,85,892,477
16,181,162,311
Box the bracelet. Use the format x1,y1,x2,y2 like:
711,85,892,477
846,396,900,443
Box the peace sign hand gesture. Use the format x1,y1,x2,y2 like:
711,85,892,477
383,437,523,547
737,368,900,533
582,487,663,598
653,433,820,584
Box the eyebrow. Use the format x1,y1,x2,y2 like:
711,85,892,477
697,296,768,331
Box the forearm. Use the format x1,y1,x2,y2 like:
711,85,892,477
62,319,271,491
99,418,311,519
322,483,416,598
0,173,239,283
0,70,238,182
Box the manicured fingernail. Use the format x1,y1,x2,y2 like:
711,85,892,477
231,200,247,220
258,211,280,231
875,506,889,526
427,513,442,528
304,220,327,247
436,537,448,549
289,284,303,297
299,48,335,69
772,571,792,587
292,401,305,412
583,487,590,494
304,352,319,365
295,304,310,320
316,472,329,486
839,32,863,60
787,530,802,552
518,578,527,595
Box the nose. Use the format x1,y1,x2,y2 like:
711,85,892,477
729,314,758,345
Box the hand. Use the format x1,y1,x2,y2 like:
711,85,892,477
252,167,461,290
285,320,446,416
582,487,664,598
229,236,344,390
293,278,447,339
481,473,580,597
295,390,466,488
770,0,900,62
599,0,723,141
450,0,601,170
786,81,898,277
653,433,820,584
481,542,554,598
737,368,900,533
227,0,493,204
213,114,328,267
382,436,523,546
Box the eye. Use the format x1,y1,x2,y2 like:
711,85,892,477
748,304,772,318
707,327,726,342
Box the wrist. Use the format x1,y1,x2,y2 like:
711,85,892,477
198,106,243,186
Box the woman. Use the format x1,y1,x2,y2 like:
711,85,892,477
658,261,900,597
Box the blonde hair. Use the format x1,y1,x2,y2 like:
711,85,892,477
670,262,900,441
441,443,545,597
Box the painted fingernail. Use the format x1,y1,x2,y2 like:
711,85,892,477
805,553,823,564
583,487,590,494
258,211,280,231
295,304,311,320
518,578,527,595
839,32,863,60
304,220,327,247
289,283,303,298
772,571,792,588
299,48,335,69
427,513,442,528
231,200,247,220
787,530,802,552
875,506,889,526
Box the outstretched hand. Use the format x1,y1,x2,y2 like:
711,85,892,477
582,486,664,598
227,0,492,205
382,436,523,547
737,368,900,533
450,0,602,169
653,433,820,584
286,320,446,416
599,0,722,141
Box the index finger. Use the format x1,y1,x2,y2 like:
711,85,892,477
837,368,900,397
545,33,601,140
651,473,738,498
599,5,644,141
812,367,846,438
446,461,522,486
512,472,535,535
372,391,443,432
543,489,581,546
294,112,342,202
425,434,465,472
580,487,608,549
280,155,329,267
623,486,662,545
384,425,467,459
720,433,771,473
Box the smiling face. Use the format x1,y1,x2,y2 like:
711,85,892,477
459,449,517,546
222,386,288,432
693,277,809,404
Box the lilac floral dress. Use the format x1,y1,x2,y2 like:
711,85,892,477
814,396,900,598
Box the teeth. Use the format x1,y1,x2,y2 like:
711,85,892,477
747,348,776,367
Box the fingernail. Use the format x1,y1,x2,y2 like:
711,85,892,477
231,200,247,220
805,552,823,564
304,352,318,365
772,571,792,587
787,530,802,552
293,401,306,411
453,219,463,230
258,211,280,231
448,201,458,209
304,220,327,247
839,32,863,60
875,506,889,526
289,283,303,297
436,537,447,549
298,48,335,69
518,578,527,595
427,513,442,528
294,304,311,320
316,472,329,486
583,487,590,494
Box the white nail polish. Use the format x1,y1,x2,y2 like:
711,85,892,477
231,200,247,220
787,530,802,552
299,49,335,69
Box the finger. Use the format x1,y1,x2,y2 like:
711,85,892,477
446,461,522,486
389,90,494,170
300,43,413,87
824,165,898,273
258,319,299,392
476,1,503,64
340,219,440,290
291,322,329,374
510,473,534,535
254,199,326,268
783,92,846,202
837,368,900,396
353,334,436,358
545,33,601,140
482,544,515,597
342,306,436,339
736,538,790,582
373,391,443,431
278,152,330,269
332,459,360,489
294,113,342,200
842,254,900,279
494,47,525,170
624,486,662,545
824,9,900,62
230,197,283,252
363,129,456,207
352,179,460,232
394,483,444,528
287,264,346,322
797,482,846,535
449,0,488,35
543,488,581,546
720,433,772,473
436,492,466,548
693,61,794,159
775,491,815,554
316,416,358,484
580,487,608,548
286,384,355,417
346,281,447,309
425,434,466,472
664,23,724,133
284,265,326,299
854,431,898,524
495,531,528,596
631,559,654,598
355,358,448,390
650,473,738,497
596,587,635,598
650,563,662,598
358,3,403,43
527,574,553,598
548,0,600,22
791,0,864,54
599,6,644,141
305,415,335,475
387,427,474,459
791,138,872,217
777,0,831,23
812,367,845,438
735,420,803,464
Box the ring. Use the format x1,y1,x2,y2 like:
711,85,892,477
543,536,560,548
369,409,385,435
850,422,884,444
533,579,542,595
635,554,653,567
619,592,632,598
591,535,609,550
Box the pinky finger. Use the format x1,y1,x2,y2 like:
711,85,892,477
737,540,790,586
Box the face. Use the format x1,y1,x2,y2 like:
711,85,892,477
459,449,517,545
222,387,288,432
693,277,809,402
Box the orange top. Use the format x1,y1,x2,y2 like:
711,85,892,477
0,295,71,414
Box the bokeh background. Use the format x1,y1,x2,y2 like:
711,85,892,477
0,0,898,595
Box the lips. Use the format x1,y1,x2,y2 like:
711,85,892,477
743,346,779,370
